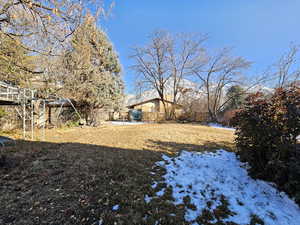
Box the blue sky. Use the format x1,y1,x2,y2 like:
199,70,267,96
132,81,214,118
101,0,300,94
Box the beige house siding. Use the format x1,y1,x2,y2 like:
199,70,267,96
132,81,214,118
129,98,184,113
132,99,160,112
128,98,184,122
158,100,183,113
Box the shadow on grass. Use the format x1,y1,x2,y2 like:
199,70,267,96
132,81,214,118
1,140,168,225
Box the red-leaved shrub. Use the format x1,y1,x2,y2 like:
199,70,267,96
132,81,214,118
221,109,240,126
232,86,300,204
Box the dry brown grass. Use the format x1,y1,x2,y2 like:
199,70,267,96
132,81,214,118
44,123,235,153
0,123,235,225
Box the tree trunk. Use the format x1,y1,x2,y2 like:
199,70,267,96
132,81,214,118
161,99,171,120
169,105,176,120
208,108,217,122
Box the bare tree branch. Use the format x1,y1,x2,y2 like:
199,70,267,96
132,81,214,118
192,48,251,121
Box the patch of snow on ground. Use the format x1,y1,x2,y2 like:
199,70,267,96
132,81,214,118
156,188,165,197
144,195,152,203
151,181,158,189
151,150,300,225
112,204,119,211
208,123,235,131
110,121,146,126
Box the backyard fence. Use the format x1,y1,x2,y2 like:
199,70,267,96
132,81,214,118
142,112,166,122
192,112,210,122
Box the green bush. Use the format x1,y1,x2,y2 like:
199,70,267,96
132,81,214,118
232,87,300,204
0,108,7,119
65,120,80,128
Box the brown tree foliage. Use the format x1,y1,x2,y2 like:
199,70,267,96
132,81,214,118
60,16,124,124
232,86,300,204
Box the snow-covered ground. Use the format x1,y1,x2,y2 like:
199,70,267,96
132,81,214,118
147,150,300,225
110,121,146,126
208,123,235,131
112,204,119,211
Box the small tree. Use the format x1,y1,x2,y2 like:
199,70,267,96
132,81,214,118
61,16,124,124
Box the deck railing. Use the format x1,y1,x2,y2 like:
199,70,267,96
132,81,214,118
0,82,33,103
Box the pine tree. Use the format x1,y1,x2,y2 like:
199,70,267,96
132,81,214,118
225,85,245,110
0,33,34,86
62,16,124,123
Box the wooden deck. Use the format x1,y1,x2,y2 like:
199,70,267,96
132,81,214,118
0,81,32,105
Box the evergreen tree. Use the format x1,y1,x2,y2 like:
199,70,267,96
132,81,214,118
0,33,34,86
225,85,245,110
62,16,124,123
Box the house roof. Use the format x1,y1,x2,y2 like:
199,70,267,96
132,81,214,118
127,98,182,108
125,78,198,106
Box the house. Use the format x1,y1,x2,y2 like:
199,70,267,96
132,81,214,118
126,97,183,121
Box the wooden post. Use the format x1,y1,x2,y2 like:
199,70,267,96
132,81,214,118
22,90,26,139
48,106,51,124
43,100,46,141
31,90,34,140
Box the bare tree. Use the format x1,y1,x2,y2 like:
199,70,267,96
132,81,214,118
0,0,115,89
0,0,112,53
167,32,207,117
275,45,300,88
131,30,172,118
193,48,251,121
131,30,207,119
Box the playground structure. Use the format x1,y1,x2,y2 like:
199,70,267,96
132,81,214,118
0,81,80,140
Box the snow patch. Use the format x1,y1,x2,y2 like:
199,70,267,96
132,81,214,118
156,188,165,197
144,195,152,203
151,150,300,225
112,204,119,211
208,123,235,131
151,182,158,189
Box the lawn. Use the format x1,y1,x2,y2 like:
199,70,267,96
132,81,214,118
44,123,235,152
2,123,299,225
0,123,234,225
